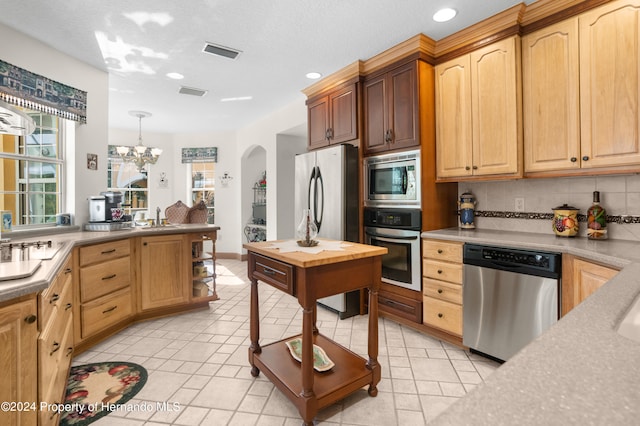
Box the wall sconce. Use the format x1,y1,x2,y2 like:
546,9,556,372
219,172,233,187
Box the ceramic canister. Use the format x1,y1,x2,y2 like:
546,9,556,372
552,204,579,237
458,191,476,229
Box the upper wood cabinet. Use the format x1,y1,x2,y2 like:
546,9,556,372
363,61,420,155
523,19,581,173
524,0,640,174
307,81,358,150
579,0,640,169
436,36,522,179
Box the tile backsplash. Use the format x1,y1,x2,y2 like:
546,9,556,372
458,174,640,241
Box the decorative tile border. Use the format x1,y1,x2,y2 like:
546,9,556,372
466,211,640,224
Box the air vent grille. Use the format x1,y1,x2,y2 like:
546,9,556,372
203,42,241,59
179,86,208,97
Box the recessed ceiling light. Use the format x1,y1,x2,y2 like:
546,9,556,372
220,96,253,102
433,8,457,22
166,72,184,80
306,72,322,80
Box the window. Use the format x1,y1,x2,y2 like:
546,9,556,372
0,110,63,227
107,148,148,218
191,162,215,224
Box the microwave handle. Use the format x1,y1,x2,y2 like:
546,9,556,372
402,167,408,194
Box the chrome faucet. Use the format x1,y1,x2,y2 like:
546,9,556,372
156,207,161,227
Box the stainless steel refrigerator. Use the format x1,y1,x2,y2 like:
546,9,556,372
294,144,359,318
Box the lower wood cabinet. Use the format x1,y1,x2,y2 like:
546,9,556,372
38,256,74,426
139,234,189,311
562,255,620,316
378,289,422,323
0,295,38,426
422,239,463,337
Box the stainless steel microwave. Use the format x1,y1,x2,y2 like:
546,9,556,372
364,149,420,208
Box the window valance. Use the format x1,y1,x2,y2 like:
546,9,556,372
181,147,218,163
0,59,87,123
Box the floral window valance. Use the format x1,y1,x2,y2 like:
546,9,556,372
181,147,218,163
0,59,87,123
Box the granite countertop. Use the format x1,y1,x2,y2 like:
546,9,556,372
423,228,640,425
0,224,220,303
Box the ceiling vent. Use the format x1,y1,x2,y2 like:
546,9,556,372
178,86,208,97
202,42,241,60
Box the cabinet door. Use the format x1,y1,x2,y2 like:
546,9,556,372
329,83,358,144
572,258,619,306
363,73,389,154
435,56,473,178
0,298,37,426
140,235,189,311
307,95,330,150
523,19,581,173
470,37,521,176
580,0,640,168
389,61,420,150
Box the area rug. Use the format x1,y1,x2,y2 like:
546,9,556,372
59,361,147,425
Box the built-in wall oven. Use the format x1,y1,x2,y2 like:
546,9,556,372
364,208,421,292
364,149,420,208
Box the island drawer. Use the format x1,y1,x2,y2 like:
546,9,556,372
79,239,130,267
250,253,294,295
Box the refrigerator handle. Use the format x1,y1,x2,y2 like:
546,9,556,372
314,166,323,232
307,168,315,210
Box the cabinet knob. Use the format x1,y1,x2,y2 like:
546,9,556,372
64,268,72,274
50,293,60,303
465,166,471,171
24,314,37,324
50,342,60,355
570,157,577,162
65,303,73,311
472,165,478,170
437,249,443,254
582,156,589,161
437,289,443,294
438,313,444,318
437,269,443,274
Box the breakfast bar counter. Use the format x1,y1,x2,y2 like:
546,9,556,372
243,239,387,426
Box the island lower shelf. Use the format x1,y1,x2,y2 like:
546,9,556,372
253,333,372,409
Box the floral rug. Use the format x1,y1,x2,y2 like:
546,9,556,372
59,362,147,425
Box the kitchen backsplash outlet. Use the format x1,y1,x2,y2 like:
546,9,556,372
459,174,640,241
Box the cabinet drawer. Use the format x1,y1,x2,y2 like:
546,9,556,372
423,240,463,263
379,291,422,323
423,296,462,336
423,278,462,304
251,254,294,295
38,318,73,425
80,256,131,302
423,259,462,284
79,239,130,267
39,257,73,325
81,288,132,338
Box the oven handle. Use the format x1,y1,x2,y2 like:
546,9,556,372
365,230,419,241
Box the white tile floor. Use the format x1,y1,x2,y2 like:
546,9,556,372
73,259,500,425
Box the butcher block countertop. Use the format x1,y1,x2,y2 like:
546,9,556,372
422,228,640,425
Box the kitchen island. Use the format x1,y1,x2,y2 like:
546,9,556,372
244,239,387,426
423,228,640,425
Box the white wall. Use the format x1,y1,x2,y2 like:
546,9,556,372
0,23,109,226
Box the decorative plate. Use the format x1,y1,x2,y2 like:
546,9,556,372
296,239,319,247
285,338,335,372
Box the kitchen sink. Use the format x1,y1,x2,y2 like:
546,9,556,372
617,293,640,344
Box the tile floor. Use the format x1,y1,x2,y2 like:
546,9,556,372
73,259,500,425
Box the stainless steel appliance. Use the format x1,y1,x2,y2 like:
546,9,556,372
364,208,421,292
88,191,123,222
463,244,561,362
364,149,420,208
294,144,359,318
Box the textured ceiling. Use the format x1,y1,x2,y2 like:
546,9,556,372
0,0,532,134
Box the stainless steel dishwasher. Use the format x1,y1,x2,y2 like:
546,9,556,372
463,244,561,362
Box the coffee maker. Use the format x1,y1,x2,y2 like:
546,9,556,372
88,191,123,222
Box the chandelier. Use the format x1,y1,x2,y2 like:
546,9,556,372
116,111,162,171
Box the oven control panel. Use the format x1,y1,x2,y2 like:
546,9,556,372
363,208,421,230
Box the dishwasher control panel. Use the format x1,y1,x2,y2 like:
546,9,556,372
482,248,550,268
463,244,561,278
